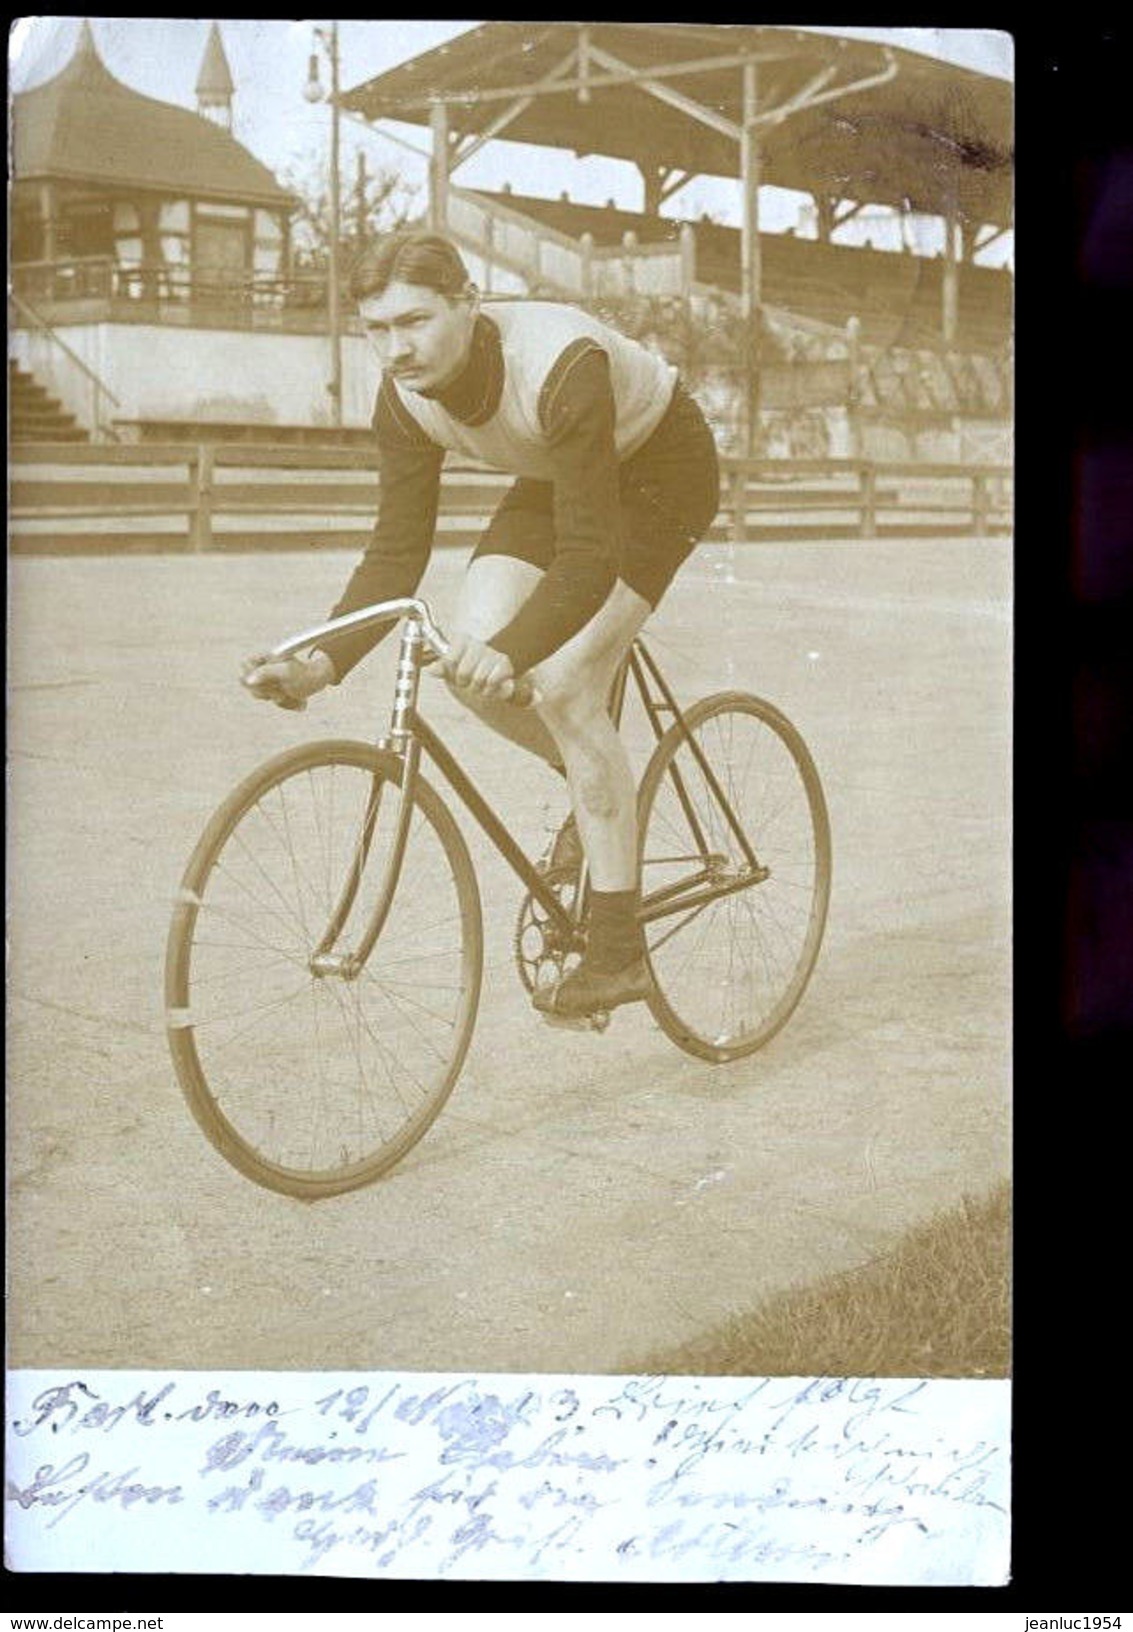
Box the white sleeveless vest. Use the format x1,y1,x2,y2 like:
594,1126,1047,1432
390,301,677,478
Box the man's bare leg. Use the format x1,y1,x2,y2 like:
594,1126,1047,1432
448,556,565,769
450,555,650,889
449,555,652,1015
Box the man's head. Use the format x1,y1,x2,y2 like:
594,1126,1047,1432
350,231,479,393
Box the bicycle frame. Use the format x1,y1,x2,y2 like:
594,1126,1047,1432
266,599,767,975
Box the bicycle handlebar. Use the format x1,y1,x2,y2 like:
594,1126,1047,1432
258,596,537,708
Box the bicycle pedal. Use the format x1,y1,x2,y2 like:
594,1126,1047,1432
540,1008,611,1034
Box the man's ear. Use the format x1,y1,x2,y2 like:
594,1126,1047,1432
464,282,481,315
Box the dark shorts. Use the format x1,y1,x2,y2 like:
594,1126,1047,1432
472,382,720,608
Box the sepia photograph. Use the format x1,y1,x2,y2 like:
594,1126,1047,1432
7,18,1014,1586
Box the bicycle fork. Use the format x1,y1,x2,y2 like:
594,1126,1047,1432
309,618,427,982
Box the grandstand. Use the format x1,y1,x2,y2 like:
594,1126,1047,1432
467,188,1011,357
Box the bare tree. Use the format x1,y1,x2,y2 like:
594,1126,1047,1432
283,148,417,273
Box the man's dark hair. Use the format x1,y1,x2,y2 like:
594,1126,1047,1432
348,231,471,303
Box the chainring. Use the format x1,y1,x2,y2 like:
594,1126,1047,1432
514,867,587,997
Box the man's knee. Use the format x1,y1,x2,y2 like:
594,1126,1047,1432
536,676,605,741
576,762,621,819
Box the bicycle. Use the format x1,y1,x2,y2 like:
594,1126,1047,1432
165,596,831,1200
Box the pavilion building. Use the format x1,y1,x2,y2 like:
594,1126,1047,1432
9,21,374,440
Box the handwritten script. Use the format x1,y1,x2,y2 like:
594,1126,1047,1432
6,1370,1009,1582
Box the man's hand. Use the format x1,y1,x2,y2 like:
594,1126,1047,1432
442,632,518,702
241,649,336,711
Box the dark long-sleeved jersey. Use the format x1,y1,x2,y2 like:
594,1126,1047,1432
319,300,677,679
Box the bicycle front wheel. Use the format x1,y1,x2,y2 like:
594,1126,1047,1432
165,740,482,1199
637,692,830,1062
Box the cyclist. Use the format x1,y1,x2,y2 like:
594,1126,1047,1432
243,229,720,1019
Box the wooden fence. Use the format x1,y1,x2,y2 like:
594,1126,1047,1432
9,442,1012,555
721,456,1012,543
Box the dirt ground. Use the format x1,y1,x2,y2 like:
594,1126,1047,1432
7,535,1011,1372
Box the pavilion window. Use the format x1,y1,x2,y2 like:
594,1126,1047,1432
59,198,114,261
192,200,253,305
252,209,285,303
157,200,191,296
11,204,43,263
112,202,142,285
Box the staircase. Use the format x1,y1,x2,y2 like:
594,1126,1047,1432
8,361,89,444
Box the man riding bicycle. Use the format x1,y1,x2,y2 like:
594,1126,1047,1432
243,230,721,1020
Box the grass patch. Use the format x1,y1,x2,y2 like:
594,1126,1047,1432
634,1181,1011,1378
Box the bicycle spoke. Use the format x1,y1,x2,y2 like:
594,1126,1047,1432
639,694,829,1058
235,796,332,934
326,979,415,1125
193,977,316,1052
325,976,429,1110
169,744,481,1197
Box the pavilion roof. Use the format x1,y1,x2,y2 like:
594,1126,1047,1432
11,21,291,209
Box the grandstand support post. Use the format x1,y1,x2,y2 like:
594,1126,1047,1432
621,231,637,297
942,204,959,346
846,315,863,460
679,222,696,301
581,232,594,297
814,194,835,244
641,164,663,217
740,59,763,458
429,101,450,232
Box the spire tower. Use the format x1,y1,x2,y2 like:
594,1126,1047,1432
195,21,234,131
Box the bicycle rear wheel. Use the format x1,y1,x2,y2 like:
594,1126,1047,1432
637,692,830,1061
165,740,482,1199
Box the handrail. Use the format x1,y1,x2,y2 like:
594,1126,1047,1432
450,185,590,263
10,290,122,409
451,188,688,293
13,253,116,275
589,239,683,264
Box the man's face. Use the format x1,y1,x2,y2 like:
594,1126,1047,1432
359,280,478,392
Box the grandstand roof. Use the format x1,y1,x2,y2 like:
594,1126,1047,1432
11,20,291,207
342,22,1013,229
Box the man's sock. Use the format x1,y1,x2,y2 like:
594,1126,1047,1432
584,888,644,974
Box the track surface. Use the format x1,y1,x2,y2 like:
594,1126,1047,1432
8,538,1011,1372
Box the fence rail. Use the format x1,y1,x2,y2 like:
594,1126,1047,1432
9,442,1012,554
721,455,1012,542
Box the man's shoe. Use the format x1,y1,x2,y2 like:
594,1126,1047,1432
538,812,582,881
533,955,653,1020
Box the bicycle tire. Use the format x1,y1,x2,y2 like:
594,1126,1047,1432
637,691,831,1061
165,739,482,1199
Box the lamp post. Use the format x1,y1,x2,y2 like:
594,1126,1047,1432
304,20,342,427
